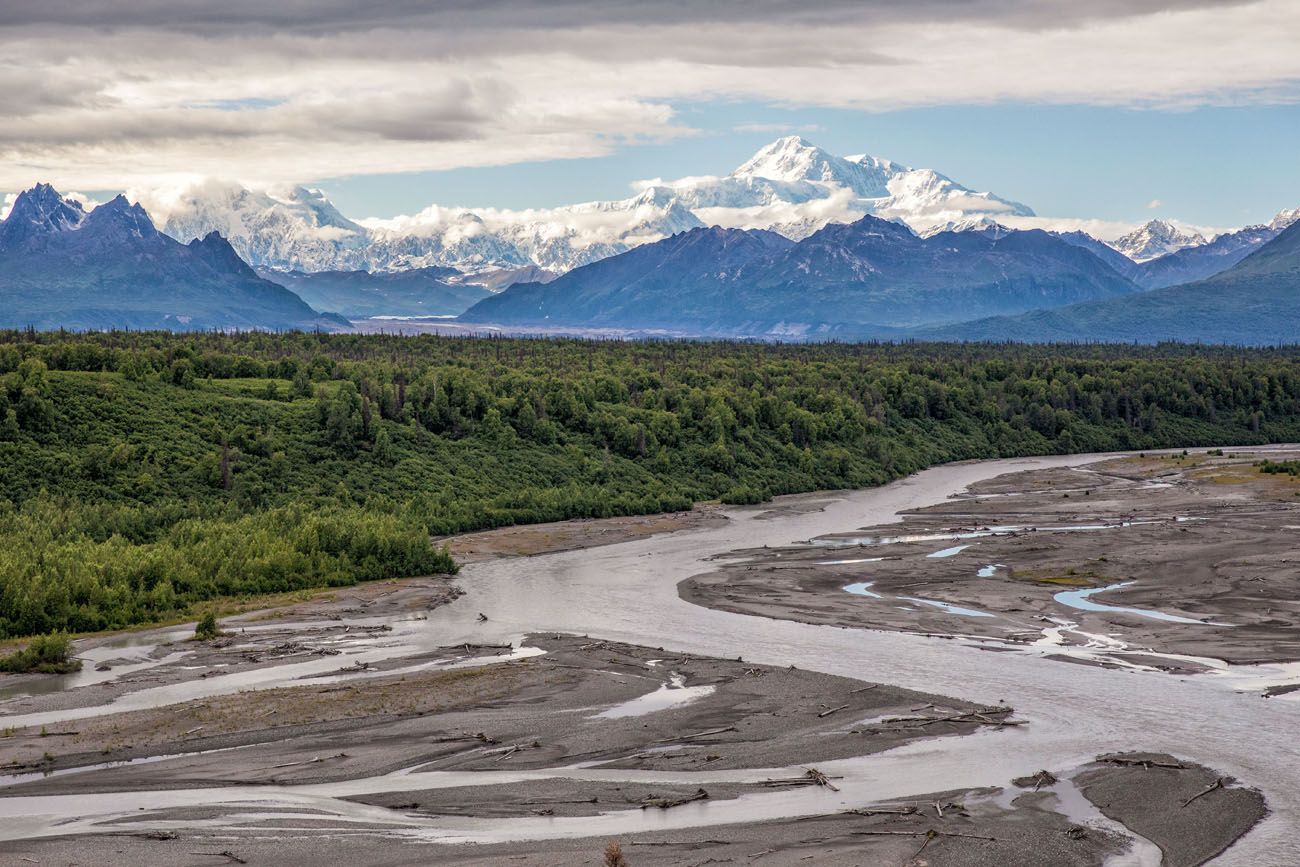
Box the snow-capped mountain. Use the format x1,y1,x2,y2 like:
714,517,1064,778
1109,219,1207,262
130,137,1034,275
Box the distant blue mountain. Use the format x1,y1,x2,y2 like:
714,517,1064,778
461,216,1140,335
1134,225,1280,289
924,219,1300,345
0,184,345,332
257,265,490,319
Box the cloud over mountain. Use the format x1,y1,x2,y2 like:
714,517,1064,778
1,1,1297,189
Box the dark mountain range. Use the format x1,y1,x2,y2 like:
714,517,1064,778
0,185,344,332
461,226,796,331
258,266,491,319
924,219,1300,345
461,216,1140,334
1053,230,1144,281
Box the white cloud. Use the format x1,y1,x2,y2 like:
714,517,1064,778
0,1,1297,190
1146,198,1163,209
997,214,1233,242
733,122,823,134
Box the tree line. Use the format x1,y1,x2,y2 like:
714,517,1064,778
3,329,1300,639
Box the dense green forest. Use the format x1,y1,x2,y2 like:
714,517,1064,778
4,330,1300,640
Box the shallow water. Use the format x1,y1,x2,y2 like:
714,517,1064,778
591,673,715,719
1055,582,1210,625
896,596,994,618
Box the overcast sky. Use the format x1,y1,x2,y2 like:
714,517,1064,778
1,0,1298,226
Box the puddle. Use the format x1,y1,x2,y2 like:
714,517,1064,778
977,564,1005,578
897,597,994,618
591,673,715,719
815,557,885,566
844,583,992,617
1044,776,1163,867
812,520,1173,549
1054,583,1212,625
928,544,973,559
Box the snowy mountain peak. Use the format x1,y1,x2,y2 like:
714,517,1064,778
0,183,87,251
734,136,839,181
1110,219,1207,262
1269,207,1300,232
123,138,1034,275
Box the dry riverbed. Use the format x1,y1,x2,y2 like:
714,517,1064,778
0,451,1280,864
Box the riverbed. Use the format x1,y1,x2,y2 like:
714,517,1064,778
1,449,1296,864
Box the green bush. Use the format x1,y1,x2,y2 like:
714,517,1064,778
194,611,221,641
720,485,769,505
0,634,81,674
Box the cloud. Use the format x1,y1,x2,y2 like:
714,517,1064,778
1146,198,1164,209
0,0,1297,189
733,122,824,134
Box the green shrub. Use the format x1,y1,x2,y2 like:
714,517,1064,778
0,634,81,674
194,610,222,641
720,485,769,505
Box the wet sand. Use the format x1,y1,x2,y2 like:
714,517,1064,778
683,450,1300,678
440,507,727,563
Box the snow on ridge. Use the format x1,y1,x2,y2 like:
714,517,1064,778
75,138,1285,275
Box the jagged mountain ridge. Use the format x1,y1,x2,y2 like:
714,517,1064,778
461,215,1140,334
0,184,344,332
921,219,1300,345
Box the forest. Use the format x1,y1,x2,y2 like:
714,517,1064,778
4,329,1300,639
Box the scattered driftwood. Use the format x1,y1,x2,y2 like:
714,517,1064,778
1013,769,1059,790
855,707,1021,732
628,840,728,847
1100,756,1186,770
845,806,918,817
849,684,879,694
267,752,349,770
188,852,247,864
1182,777,1226,807
641,788,709,809
817,704,849,718
116,830,177,841
461,642,511,653
761,768,841,792
652,726,736,744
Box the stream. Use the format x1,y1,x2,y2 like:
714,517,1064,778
0,450,1296,864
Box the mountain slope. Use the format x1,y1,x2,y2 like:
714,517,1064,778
0,185,343,331
461,216,1139,334
461,227,796,329
259,266,491,318
927,220,1300,345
